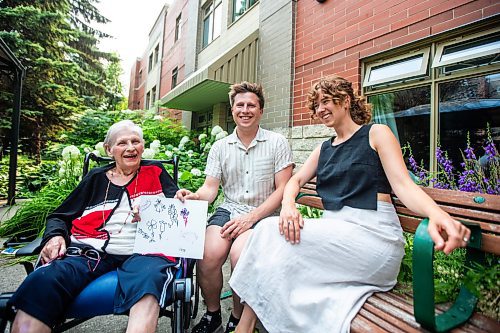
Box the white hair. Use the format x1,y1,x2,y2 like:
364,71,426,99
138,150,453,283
104,120,144,147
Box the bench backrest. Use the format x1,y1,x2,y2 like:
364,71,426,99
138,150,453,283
82,152,179,185
296,181,500,255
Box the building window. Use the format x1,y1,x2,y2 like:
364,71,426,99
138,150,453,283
232,0,257,22
154,44,159,65
151,86,157,107
172,67,178,88
432,29,500,74
363,26,500,174
175,14,182,41
363,49,430,88
193,111,213,131
148,53,153,72
146,91,151,109
202,0,222,48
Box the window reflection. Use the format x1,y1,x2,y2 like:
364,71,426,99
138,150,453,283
369,86,431,169
439,74,500,170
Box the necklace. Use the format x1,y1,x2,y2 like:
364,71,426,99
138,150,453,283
102,168,140,235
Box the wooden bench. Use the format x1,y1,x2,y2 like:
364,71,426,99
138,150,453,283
296,182,500,333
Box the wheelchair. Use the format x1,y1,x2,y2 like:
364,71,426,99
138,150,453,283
0,153,200,332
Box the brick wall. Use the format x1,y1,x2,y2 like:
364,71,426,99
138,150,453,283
293,0,499,126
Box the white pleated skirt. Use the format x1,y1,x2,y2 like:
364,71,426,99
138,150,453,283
229,201,405,333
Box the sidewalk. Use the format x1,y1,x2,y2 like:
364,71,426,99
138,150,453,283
0,200,264,332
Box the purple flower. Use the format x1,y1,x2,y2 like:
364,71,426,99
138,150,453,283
484,141,497,161
464,145,476,160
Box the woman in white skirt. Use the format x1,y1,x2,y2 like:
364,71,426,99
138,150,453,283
229,76,471,333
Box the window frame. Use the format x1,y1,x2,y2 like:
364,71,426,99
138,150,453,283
171,67,178,88
231,0,258,22
362,25,500,174
363,48,430,88
432,28,500,69
202,0,222,48
175,14,182,42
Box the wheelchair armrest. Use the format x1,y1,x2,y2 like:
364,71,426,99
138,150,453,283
15,237,42,257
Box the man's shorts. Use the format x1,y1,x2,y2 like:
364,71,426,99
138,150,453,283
207,207,258,229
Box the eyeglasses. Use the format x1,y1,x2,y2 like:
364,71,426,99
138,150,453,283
65,246,101,272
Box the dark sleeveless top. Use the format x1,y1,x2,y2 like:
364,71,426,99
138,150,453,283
316,124,391,211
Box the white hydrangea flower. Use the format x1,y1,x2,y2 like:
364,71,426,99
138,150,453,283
203,142,212,152
198,133,207,141
211,125,223,136
142,148,156,159
180,136,190,145
95,142,106,156
187,150,194,157
215,131,228,141
62,145,81,161
58,167,66,178
165,150,173,158
92,150,101,157
83,147,91,153
150,139,161,152
173,147,180,153
191,168,202,177
153,115,163,120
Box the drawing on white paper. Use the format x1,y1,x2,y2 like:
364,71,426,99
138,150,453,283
133,196,208,259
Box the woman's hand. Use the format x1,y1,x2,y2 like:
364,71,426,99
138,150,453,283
279,203,304,244
175,188,200,202
427,213,471,255
40,236,66,264
220,212,256,240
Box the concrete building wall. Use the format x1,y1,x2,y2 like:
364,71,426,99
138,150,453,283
258,0,295,130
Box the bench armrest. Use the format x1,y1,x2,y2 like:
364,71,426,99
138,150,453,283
412,218,484,332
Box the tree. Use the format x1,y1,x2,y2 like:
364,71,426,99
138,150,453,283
0,0,113,160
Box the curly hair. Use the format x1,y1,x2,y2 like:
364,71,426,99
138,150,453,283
306,76,371,125
229,81,265,109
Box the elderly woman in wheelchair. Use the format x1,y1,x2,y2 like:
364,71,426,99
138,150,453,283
8,120,179,333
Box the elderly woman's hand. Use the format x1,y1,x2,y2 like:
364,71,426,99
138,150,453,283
279,203,304,244
40,236,66,264
427,213,471,255
175,188,200,202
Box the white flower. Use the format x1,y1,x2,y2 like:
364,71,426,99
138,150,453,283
95,142,106,157
215,131,228,141
62,145,81,161
92,150,101,157
198,133,207,141
58,167,66,178
150,140,161,152
211,126,223,136
203,142,212,152
83,147,91,153
187,150,194,157
165,150,173,158
180,136,190,145
173,147,180,153
153,115,163,120
142,148,156,159
191,168,202,177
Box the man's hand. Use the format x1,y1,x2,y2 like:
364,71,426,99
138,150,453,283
220,213,257,240
40,236,66,264
427,214,471,255
175,189,200,202
279,203,304,244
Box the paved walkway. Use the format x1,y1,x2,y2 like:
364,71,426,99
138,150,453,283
0,201,265,332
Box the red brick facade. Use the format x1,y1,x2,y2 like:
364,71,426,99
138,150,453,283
128,58,146,110
293,0,499,126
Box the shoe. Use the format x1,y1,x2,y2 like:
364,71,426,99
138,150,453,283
224,319,237,333
192,311,222,333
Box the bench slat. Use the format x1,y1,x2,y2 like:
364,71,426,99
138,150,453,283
420,187,500,212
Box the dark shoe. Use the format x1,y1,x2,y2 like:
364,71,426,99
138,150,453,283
192,311,222,333
224,318,238,333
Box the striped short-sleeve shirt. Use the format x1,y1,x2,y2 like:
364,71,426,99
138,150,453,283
205,127,293,219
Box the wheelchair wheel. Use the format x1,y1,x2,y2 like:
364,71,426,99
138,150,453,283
0,317,12,333
192,272,200,319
